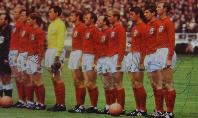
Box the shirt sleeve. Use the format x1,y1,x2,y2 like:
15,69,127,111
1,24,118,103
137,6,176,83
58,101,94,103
37,30,45,64
167,21,175,60
55,21,66,57
117,27,126,65
140,25,148,64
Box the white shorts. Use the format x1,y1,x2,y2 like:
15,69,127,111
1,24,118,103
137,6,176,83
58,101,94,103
144,52,161,72
156,48,177,69
82,54,94,72
68,50,82,70
44,48,65,68
8,50,18,67
97,57,109,74
107,54,125,73
17,52,28,72
26,55,42,74
125,52,140,72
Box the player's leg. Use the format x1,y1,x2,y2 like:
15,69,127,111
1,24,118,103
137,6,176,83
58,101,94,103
126,53,147,116
163,67,176,117
45,49,66,112
13,53,26,107
82,54,98,113
68,50,86,112
32,72,46,110
84,70,98,113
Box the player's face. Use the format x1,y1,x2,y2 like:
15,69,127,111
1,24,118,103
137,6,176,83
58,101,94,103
26,17,33,26
48,9,57,21
108,11,115,24
129,11,138,22
69,13,77,23
97,16,104,28
0,15,6,26
157,3,164,15
144,10,152,21
13,8,20,20
20,11,27,22
84,14,92,26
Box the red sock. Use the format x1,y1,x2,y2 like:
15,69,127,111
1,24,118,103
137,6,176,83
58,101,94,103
117,88,125,109
54,82,65,105
136,87,147,111
133,88,140,110
88,87,99,107
165,90,176,112
35,84,45,104
16,81,25,101
105,90,111,105
25,85,34,101
154,89,164,112
109,88,116,104
76,87,86,105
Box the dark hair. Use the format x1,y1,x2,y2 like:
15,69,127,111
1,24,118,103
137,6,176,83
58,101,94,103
86,11,97,23
130,6,146,23
144,3,157,16
159,2,171,13
103,15,110,26
29,13,43,26
50,6,62,16
71,10,84,22
0,13,11,24
20,9,28,16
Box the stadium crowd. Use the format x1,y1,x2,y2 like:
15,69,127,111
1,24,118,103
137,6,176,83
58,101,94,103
0,0,198,32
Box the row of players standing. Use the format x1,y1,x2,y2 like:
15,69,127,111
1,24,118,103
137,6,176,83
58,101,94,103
67,2,176,118
0,2,176,118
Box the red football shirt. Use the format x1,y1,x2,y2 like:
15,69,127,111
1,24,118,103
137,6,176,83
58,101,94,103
146,18,161,54
10,21,22,50
157,17,175,60
28,27,45,64
95,27,111,58
72,22,86,50
108,22,126,65
82,24,99,54
131,22,148,63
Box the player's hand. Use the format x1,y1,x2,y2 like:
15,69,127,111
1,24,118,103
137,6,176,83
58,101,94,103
54,56,60,63
13,56,17,63
93,64,97,72
166,59,172,69
139,63,145,71
3,59,8,64
116,65,121,71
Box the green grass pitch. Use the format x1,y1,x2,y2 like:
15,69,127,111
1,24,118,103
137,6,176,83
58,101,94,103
0,55,197,118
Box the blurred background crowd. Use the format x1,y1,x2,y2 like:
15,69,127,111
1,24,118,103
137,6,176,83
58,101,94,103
0,0,198,33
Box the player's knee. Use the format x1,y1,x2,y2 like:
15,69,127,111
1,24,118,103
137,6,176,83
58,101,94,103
133,81,143,88
85,81,96,89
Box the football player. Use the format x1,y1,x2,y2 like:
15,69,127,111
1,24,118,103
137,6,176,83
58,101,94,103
68,11,86,113
156,2,177,118
126,6,148,116
107,9,126,113
45,6,66,112
0,13,12,98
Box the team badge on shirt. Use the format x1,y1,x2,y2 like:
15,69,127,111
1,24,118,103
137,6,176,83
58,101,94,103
73,31,78,38
21,30,26,37
0,36,5,44
111,31,115,38
31,34,35,41
85,32,90,39
133,30,138,37
159,25,164,33
149,27,155,35
101,35,106,43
